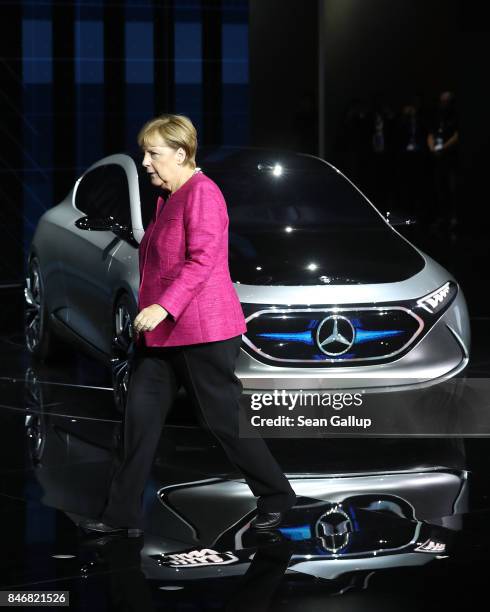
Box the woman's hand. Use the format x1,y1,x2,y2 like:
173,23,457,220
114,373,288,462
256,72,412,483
133,304,168,333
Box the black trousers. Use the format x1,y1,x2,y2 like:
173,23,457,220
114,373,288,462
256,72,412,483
100,334,296,528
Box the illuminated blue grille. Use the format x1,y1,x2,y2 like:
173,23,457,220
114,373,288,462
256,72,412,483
243,306,423,366
278,525,312,540
257,331,315,345
257,327,404,345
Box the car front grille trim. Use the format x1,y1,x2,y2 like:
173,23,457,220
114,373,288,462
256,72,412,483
243,306,425,365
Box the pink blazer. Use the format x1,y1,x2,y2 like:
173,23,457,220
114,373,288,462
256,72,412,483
136,171,247,347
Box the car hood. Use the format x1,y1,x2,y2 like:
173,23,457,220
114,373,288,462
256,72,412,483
229,225,425,285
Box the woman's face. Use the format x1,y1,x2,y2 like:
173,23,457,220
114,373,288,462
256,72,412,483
141,133,186,190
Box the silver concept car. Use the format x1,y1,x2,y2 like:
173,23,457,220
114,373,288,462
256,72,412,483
24,148,470,408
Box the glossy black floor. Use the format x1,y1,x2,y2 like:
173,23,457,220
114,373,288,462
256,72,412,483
1,277,490,610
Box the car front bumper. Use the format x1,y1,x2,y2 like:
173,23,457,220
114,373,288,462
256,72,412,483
236,288,470,392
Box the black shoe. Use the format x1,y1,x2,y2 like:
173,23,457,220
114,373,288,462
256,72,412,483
250,512,284,530
78,518,143,538
254,529,285,545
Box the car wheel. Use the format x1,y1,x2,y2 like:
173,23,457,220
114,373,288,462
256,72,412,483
24,257,60,361
24,367,46,465
111,294,136,413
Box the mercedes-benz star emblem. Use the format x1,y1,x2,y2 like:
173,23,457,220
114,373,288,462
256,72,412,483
316,315,355,356
315,505,353,553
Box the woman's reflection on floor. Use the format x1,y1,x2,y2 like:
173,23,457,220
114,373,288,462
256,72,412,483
81,530,294,612
224,531,294,612
81,535,156,612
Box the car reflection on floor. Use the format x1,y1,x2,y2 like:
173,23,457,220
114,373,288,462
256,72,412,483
10,365,467,592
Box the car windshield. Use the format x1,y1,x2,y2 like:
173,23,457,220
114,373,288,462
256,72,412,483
199,150,388,229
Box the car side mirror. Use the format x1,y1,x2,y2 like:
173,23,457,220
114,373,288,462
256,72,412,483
385,211,417,226
75,215,138,246
75,214,131,233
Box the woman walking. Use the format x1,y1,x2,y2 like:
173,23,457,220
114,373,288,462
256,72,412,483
80,114,296,537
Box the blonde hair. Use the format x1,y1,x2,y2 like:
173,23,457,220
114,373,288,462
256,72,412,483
137,114,197,169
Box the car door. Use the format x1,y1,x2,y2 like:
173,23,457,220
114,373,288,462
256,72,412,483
63,163,132,352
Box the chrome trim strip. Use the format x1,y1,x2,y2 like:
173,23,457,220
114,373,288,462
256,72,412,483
445,323,469,361
244,306,425,364
282,468,466,478
157,478,228,542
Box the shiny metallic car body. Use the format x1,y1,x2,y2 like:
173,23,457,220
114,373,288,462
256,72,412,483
24,148,470,398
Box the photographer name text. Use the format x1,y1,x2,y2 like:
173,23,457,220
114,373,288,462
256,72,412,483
250,414,372,428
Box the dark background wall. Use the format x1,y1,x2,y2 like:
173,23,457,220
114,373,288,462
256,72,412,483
0,2,23,289
247,1,464,164
0,0,250,285
249,0,319,155
321,0,457,158
458,25,489,226
1,0,487,291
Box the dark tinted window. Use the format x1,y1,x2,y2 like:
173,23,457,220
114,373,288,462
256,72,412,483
198,149,387,228
75,164,131,225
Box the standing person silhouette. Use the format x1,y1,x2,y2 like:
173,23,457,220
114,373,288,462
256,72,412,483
79,114,296,537
427,91,459,229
